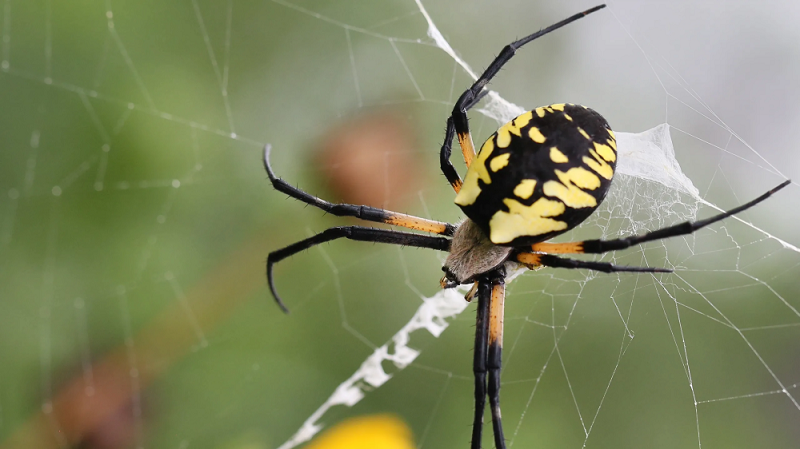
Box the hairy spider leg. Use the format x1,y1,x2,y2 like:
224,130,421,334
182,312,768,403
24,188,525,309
471,268,507,449
439,4,607,193
265,144,456,236
439,92,488,193
267,226,450,313
516,253,670,274
487,275,506,449
471,279,490,448
529,180,791,255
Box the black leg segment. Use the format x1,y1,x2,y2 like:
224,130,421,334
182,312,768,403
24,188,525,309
267,226,450,313
471,268,508,449
581,180,791,254
471,279,491,449
538,254,671,274
516,253,671,274
439,5,607,192
265,144,456,236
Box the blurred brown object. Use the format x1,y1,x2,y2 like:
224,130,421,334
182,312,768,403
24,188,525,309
317,109,422,210
1,111,425,449
1,234,270,449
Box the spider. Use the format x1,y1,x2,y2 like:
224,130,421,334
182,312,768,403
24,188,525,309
264,4,789,448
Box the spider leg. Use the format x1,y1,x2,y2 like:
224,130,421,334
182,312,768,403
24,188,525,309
487,271,507,449
267,226,450,312
471,278,490,449
529,180,791,255
439,4,607,193
440,91,489,192
265,145,456,236
517,253,671,273
472,268,507,449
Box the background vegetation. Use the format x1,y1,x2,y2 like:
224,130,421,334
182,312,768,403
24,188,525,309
1,1,798,448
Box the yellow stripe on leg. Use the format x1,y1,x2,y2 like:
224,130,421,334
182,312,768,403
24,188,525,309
489,282,505,346
516,252,542,268
530,241,585,254
457,132,476,168
384,213,452,235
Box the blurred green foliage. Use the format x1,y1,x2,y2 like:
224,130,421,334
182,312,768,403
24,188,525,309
1,1,798,449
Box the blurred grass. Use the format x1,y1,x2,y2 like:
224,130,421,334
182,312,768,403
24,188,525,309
0,1,798,449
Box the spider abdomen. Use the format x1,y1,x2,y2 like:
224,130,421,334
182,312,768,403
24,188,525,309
454,103,616,246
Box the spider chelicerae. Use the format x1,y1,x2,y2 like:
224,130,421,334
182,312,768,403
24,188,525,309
265,4,789,448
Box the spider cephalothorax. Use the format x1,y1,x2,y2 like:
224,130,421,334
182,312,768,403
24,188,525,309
441,218,512,288
265,4,789,448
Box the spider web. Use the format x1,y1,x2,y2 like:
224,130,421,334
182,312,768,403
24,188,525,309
0,1,798,449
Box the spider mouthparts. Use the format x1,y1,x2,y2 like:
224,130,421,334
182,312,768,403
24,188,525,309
464,282,479,302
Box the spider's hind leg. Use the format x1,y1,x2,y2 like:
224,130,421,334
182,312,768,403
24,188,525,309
528,180,791,256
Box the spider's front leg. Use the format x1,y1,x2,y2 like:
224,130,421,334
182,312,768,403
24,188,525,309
440,93,487,193
438,4,607,194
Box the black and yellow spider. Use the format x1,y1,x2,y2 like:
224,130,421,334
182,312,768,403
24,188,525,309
265,5,789,448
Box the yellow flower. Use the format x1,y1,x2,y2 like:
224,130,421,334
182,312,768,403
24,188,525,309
305,415,415,449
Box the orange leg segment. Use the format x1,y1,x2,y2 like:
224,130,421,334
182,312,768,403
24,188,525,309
384,213,454,235
530,241,585,254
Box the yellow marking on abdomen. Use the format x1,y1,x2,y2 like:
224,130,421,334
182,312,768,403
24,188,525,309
529,127,546,143
577,127,591,140
550,103,565,111
490,153,510,172
513,179,537,199
535,107,546,118
543,183,594,208
489,197,567,244
559,167,601,190
594,141,616,162
583,149,614,180
563,113,573,121
496,111,533,148
543,167,601,209
455,138,495,206
605,129,617,151
550,147,568,163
